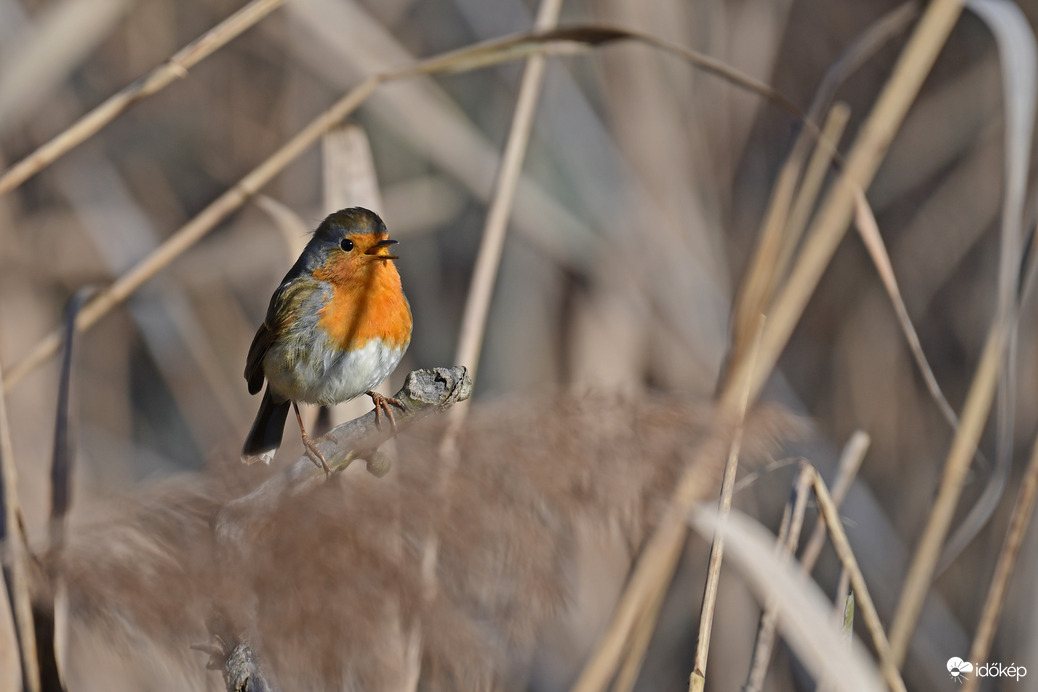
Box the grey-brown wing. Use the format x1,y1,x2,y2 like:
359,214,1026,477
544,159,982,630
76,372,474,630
244,279,310,395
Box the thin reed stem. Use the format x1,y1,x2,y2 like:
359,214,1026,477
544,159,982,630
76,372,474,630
963,429,1038,692
0,0,288,197
806,466,906,692
719,0,967,413
888,322,1007,666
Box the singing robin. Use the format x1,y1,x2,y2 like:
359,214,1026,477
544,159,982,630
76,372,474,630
241,207,413,471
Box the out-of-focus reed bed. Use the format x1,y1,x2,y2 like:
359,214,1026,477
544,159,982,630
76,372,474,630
1,0,1038,690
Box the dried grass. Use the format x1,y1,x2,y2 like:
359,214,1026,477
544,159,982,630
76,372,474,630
54,394,795,690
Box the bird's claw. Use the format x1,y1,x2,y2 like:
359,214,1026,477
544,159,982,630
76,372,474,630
300,431,331,477
367,390,404,431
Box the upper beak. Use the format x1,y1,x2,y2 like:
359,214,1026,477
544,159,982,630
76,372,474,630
365,238,399,260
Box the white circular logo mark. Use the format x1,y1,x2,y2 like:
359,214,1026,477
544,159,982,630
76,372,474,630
947,657,974,683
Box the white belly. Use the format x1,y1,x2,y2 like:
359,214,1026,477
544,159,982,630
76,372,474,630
263,334,407,406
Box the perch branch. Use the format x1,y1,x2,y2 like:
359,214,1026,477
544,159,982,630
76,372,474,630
212,367,471,545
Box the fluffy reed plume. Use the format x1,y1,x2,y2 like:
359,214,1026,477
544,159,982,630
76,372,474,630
49,392,796,690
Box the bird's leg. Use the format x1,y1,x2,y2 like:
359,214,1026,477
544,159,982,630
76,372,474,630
293,402,330,476
367,390,404,431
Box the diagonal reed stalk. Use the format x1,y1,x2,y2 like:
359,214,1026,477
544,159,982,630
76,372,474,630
744,431,870,691
724,1,918,388
743,461,813,692
0,0,288,197
573,4,964,690
690,316,762,692
719,0,966,413
446,0,562,421
805,465,907,692
962,425,1038,692
571,317,762,692
420,0,562,609
688,506,886,692
799,431,870,573
888,320,1008,665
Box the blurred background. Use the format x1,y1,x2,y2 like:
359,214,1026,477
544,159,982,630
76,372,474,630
2,0,1038,690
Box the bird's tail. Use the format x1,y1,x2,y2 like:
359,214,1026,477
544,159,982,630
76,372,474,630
241,386,290,464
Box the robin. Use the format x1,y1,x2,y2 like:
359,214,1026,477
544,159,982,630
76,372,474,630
241,207,413,472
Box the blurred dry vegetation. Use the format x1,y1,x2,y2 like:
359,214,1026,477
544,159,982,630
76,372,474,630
1,0,1038,691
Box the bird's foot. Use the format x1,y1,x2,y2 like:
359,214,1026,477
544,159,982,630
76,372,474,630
367,390,404,431
300,431,331,477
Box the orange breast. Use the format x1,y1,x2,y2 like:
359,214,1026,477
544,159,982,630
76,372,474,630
313,262,412,351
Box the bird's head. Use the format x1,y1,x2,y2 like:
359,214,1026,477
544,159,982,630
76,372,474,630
307,208,402,287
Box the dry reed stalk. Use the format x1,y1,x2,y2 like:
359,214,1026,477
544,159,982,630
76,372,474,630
689,318,762,692
724,142,801,380
743,462,813,692
0,0,288,196
420,0,561,636
447,0,562,401
0,360,40,692
851,191,963,433
37,291,92,692
805,465,906,692
776,103,850,278
726,1,918,385
742,432,868,690
888,321,1007,666
939,0,1035,575
719,0,967,413
687,507,885,692
3,24,793,394
817,574,854,692
612,580,667,692
569,459,712,692
571,319,762,692
2,74,378,392
725,98,847,389
729,430,864,689
799,431,870,572
963,427,1038,692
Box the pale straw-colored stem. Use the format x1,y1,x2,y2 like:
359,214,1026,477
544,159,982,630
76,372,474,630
0,361,40,692
449,0,562,389
807,466,906,692
799,430,870,572
0,0,288,197
3,77,380,391
690,317,763,692
719,0,966,414
743,462,813,692
888,322,1007,666
963,428,1038,692
574,318,761,692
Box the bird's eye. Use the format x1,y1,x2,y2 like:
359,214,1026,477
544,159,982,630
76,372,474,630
340,238,354,252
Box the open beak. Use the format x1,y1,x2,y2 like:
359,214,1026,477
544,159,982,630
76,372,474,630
365,238,399,260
